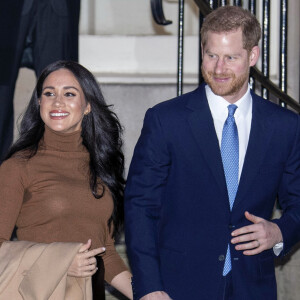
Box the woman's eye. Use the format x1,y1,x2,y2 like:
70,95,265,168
65,92,76,97
43,91,54,97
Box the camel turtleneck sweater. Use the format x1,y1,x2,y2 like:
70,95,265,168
0,126,127,283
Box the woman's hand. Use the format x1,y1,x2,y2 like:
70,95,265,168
68,239,105,277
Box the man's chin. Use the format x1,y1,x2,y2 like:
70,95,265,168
209,85,232,97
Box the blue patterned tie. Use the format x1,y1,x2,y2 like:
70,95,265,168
221,104,239,276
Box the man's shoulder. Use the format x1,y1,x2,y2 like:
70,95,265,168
150,85,205,115
253,92,298,119
252,93,300,137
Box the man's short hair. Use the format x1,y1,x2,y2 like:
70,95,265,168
201,5,261,52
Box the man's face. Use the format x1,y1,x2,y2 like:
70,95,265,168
201,28,259,103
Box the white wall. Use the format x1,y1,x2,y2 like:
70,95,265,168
80,0,199,36
79,35,198,84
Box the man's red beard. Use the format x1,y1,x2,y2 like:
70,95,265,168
201,65,249,97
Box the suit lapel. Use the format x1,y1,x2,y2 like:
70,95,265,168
233,94,274,209
187,85,229,202
186,87,274,210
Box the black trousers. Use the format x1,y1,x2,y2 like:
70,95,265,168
92,256,106,300
0,0,80,161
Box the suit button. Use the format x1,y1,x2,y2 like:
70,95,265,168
228,224,235,229
218,255,225,261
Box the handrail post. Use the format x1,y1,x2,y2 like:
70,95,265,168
209,0,218,10
262,0,270,99
177,0,185,96
234,0,242,6
248,0,256,91
249,0,256,13
279,0,288,108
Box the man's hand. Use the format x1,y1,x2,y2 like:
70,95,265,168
231,211,283,255
140,291,172,300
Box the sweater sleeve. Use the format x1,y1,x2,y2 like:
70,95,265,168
102,224,128,284
0,158,26,247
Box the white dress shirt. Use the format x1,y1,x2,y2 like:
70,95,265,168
206,85,252,180
205,84,283,255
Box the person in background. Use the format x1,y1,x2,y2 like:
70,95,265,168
0,0,80,161
125,6,300,300
0,60,133,300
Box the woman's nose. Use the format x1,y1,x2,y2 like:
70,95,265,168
53,95,64,107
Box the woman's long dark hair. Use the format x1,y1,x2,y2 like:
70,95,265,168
6,60,125,237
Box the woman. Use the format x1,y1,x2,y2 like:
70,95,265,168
0,61,132,299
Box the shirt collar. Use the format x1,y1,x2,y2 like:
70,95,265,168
206,84,252,120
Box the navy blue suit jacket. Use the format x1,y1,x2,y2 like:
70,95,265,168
125,84,300,300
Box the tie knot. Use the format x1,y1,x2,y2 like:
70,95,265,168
227,104,237,117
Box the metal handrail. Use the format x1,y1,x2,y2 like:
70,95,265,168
250,67,300,112
150,0,172,25
194,0,211,15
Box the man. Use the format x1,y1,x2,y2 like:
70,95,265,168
125,5,300,300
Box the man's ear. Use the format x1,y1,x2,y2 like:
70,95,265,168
249,46,259,67
201,43,204,59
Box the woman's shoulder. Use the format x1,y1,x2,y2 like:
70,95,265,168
0,153,34,189
0,152,30,172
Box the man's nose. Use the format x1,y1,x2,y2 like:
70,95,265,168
214,58,225,74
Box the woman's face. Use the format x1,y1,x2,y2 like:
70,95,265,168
39,68,91,133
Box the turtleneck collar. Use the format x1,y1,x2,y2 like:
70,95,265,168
40,126,86,152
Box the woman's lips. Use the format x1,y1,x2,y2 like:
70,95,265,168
49,110,69,119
